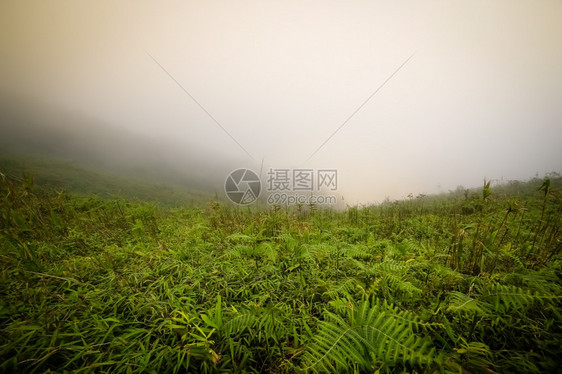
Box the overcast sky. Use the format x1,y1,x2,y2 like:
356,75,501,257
1,1,561,203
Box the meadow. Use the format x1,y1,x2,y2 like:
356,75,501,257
0,168,561,373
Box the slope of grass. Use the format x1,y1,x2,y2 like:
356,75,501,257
0,171,560,373
0,154,212,207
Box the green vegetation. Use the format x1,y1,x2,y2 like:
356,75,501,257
1,169,561,373
0,155,212,207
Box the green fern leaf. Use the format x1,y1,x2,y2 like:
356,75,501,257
302,300,441,372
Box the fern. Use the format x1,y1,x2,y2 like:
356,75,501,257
446,280,560,316
372,260,409,275
345,244,373,260
220,304,288,343
363,260,423,301
479,283,559,312
256,306,288,344
446,291,489,315
302,300,442,372
322,278,362,300
221,308,257,337
453,340,494,373
520,266,562,294
328,298,442,332
398,238,419,255
381,273,422,299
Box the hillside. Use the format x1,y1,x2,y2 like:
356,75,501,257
0,154,213,207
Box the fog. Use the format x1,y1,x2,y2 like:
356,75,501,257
1,1,561,204
0,97,242,193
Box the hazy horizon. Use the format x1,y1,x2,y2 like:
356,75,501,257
2,1,561,204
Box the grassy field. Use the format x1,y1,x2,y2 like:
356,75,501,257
0,167,561,373
0,154,212,207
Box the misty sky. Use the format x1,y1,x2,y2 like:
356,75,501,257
1,1,561,203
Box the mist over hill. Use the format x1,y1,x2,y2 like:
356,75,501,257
0,95,244,195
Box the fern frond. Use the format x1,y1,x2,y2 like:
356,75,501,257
345,244,373,260
382,273,422,299
398,238,419,254
322,278,362,300
453,341,494,373
221,308,257,337
446,291,489,315
257,307,288,342
372,260,409,275
479,283,559,312
329,298,442,332
302,300,441,372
